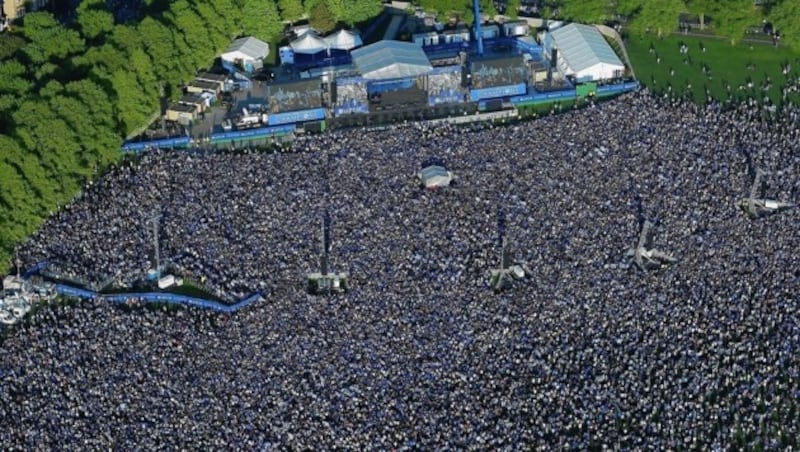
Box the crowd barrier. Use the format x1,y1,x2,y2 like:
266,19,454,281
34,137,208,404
54,283,263,313
597,81,640,96
209,124,296,143
122,136,191,152
21,262,263,313
511,81,639,107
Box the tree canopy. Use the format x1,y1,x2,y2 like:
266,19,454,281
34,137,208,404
770,0,800,51
0,1,389,268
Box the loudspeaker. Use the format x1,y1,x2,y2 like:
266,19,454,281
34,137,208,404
305,121,323,133
485,99,503,112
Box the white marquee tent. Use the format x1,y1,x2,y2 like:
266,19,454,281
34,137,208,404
290,31,329,55
325,29,363,51
544,23,625,82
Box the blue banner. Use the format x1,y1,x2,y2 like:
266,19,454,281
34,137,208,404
268,108,326,126
211,124,295,141
470,83,527,101
122,136,191,152
511,89,577,105
596,81,640,95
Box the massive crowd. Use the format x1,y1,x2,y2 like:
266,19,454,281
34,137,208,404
2,89,800,448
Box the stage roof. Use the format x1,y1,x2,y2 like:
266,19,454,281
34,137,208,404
351,41,433,80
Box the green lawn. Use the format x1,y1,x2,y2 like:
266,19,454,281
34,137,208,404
627,33,800,106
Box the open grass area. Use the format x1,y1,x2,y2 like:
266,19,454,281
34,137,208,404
627,34,800,106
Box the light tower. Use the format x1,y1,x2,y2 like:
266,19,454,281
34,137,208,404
473,0,484,56
489,202,526,291
306,213,348,295
739,169,795,219
148,214,162,276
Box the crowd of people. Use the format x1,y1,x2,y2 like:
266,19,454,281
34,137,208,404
2,89,800,448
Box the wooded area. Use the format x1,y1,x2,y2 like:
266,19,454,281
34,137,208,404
0,0,798,268
0,0,383,268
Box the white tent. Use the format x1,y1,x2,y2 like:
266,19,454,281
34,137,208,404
351,41,433,80
325,29,363,50
419,165,453,189
545,23,624,82
222,37,270,64
290,31,329,55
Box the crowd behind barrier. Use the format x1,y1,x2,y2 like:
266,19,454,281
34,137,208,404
3,88,800,449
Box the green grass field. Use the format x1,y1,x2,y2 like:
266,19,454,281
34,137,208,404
626,33,800,106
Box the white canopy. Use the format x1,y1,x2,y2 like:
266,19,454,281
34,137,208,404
325,29,363,50
290,31,329,55
419,165,453,189
222,36,270,62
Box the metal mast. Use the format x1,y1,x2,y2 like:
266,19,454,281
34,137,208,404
473,0,484,55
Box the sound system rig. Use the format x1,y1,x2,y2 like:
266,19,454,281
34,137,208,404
484,99,504,112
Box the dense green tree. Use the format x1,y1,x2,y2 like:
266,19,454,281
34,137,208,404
76,8,115,40
20,12,85,64
0,137,45,254
11,99,84,202
110,69,153,136
240,0,284,43
0,95,19,128
685,0,716,30
205,0,242,34
167,0,220,69
480,0,498,20
770,0,800,51
0,33,27,60
627,0,685,37
38,79,64,99
64,79,121,166
506,0,520,19
72,42,129,75
712,0,758,44
309,0,337,33
137,17,186,87
191,0,233,51
557,0,612,24
419,0,465,18
278,0,305,23
614,0,643,18
130,48,161,108
0,60,32,96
